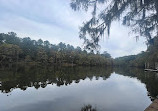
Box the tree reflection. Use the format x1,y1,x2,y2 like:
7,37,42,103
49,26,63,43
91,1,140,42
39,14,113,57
81,105,97,111
0,65,112,93
114,67,158,101
0,65,158,101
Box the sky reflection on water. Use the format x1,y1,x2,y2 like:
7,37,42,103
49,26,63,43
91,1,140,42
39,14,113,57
0,71,152,111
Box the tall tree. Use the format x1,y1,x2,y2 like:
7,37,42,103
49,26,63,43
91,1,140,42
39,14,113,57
70,0,158,50
37,39,43,46
0,33,4,44
101,51,111,58
44,40,50,48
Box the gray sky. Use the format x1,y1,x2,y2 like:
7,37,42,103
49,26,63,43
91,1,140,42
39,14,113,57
0,0,147,58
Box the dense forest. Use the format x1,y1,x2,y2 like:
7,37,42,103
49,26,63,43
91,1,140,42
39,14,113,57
0,32,113,66
0,32,158,68
114,37,158,68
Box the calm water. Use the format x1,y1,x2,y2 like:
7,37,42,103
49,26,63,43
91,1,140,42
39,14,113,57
0,65,158,111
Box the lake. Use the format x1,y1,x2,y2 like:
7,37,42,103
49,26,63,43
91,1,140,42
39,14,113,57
0,65,158,111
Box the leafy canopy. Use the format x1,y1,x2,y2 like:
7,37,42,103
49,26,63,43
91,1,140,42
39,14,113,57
70,0,158,50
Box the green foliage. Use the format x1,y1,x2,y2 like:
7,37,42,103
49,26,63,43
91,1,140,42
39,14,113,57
0,32,113,66
101,51,111,58
25,55,32,62
37,48,48,63
0,43,22,63
70,0,158,50
114,37,158,68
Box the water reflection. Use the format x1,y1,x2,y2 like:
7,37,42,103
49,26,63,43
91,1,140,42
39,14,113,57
0,65,112,93
81,105,97,111
0,65,158,111
114,67,158,100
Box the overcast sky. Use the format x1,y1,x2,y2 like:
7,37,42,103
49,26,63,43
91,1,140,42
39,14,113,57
0,0,147,58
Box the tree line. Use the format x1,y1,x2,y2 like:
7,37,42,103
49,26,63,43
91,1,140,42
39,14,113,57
0,32,113,66
114,37,158,68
